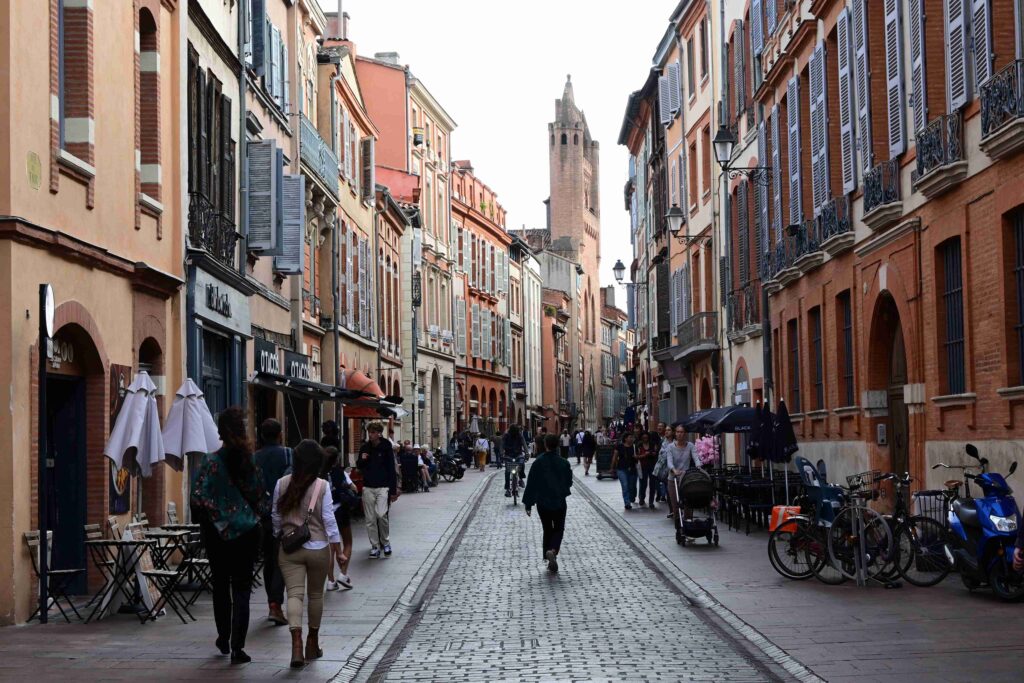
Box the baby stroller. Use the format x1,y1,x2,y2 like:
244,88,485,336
674,468,719,547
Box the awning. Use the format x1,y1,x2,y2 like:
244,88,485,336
249,371,369,402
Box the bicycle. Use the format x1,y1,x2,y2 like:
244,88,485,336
873,472,951,587
505,457,525,506
825,472,894,585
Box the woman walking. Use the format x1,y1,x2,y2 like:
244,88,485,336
523,433,573,572
272,440,345,668
637,431,657,509
581,430,597,476
190,407,265,664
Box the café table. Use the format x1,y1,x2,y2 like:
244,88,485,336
83,538,155,622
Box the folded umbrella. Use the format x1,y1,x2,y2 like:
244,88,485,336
161,378,221,472
104,371,165,478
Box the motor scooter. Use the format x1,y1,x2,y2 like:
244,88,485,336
933,444,1023,601
438,451,466,482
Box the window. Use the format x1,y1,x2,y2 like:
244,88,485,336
838,290,855,406
939,238,966,394
686,37,696,98
138,10,160,201
561,133,567,144
57,0,94,163
810,307,824,410
788,318,801,412
700,19,709,79
701,126,711,195
688,141,698,207
1013,212,1024,385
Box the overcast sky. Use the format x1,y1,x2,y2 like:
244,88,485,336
332,0,673,288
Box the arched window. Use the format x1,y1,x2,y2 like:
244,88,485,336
139,9,160,201
560,133,567,145
574,134,579,145
550,134,555,146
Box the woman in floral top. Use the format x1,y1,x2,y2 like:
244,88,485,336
191,407,265,664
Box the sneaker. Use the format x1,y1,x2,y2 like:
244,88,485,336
369,547,381,559
337,574,353,590
625,504,632,510
505,490,511,497
545,550,558,573
383,544,392,557
326,580,340,592
649,503,656,510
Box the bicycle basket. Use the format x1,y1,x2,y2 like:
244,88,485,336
912,490,948,526
846,470,882,491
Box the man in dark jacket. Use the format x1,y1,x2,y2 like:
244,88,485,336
502,425,527,495
253,419,290,625
357,422,398,559
523,433,573,572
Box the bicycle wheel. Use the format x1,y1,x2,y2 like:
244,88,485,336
768,519,816,580
804,526,848,585
828,506,893,581
896,516,952,587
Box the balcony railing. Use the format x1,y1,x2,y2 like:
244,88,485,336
676,311,718,360
728,284,761,332
188,191,238,269
982,60,1024,138
914,111,964,183
299,113,339,198
863,159,901,216
302,290,321,320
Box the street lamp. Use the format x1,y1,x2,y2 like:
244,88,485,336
666,204,687,243
713,124,772,187
612,259,626,284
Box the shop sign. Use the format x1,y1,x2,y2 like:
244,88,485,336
284,350,311,381
47,336,75,370
206,284,231,317
511,381,526,390
255,338,280,375
194,267,250,336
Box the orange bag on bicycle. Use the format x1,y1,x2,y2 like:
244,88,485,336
769,505,801,532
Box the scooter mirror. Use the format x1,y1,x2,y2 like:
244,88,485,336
966,443,980,459
1010,461,1018,476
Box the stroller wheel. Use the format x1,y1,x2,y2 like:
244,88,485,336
675,529,683,546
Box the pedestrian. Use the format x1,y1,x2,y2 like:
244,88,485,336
253,418,291,626
474,432,490,472
523,433,573,573
357,422,398,559
575,429,584,465
190,407,264,664
637,431,657,509
321,447,354,592
272,439,344,668
665,424,696,520
611,432,639,510
502,425,527,496
581,429,597,476
559,429,571,460
320,420,341,450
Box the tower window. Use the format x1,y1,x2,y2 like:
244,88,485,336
574,134,579,145
561,133,567,145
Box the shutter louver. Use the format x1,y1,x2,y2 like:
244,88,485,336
668,61,682,114
910,0,928,133
247,139,277,252
670,271,677,330
787,77,804,222
853,0,873,171
345,237,353,328
884,0,907,156
809,44,829,214
972,0,993,86
719,256,728,308
270,27,281,104
273,174,305,275
752,0,764,56
250,0,266,76
738,181,750,284
342,109,351,179
658,76,672,124
766,0,777,35
457,299,466,355
947,0,969,110
472,304,480,356
771,105,782,239
734,21,746,120
361,137,375,201
282,42,289,113
505,318,512,367
757,121,769,248
220,96,234,221
751,181,763,277
837,11,857,193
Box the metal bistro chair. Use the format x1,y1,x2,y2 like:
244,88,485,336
107,515,122,540
133,512,150,531
25,530,84,622
166,501,179,525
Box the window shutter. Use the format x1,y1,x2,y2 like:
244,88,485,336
489,245,495,293
456,298,466,355
658,76,672,124
472,304,480,356
282,41,289,113
359,240,368,336
719,255,728,307
738,181,750,283
972,0,993,86
757,120,769,245
505,318,512,366
247,139,277,252
766,0,777,35
197,69,208,196
361,137,375,200
771,104,782,239
837,11,857,193
752,0,764,56
341,109,350,179
809,43,830,213
345,237,354,328
668,61,682,114
462,230,468,272
884,0,906,156
946,0,969,110
220,95,234,221
270,27,281,103
786,77,804,222
909,0,928,133
670,271,677,330
853,0,873,171
482,309,490,361
273,174,305,274
734,21,746,119
250,0,266,76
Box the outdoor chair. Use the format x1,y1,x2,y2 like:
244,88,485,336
107,515,121,539
166,501,179,525
133,512,150,530
25,530,83,623
139,562,195,624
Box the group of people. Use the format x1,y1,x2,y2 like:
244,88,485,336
189,412,400,668
610,422,695,518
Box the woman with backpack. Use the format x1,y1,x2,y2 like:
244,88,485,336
321,447,355,592
272,440,344,668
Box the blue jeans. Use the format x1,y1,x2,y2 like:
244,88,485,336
616,469,638,507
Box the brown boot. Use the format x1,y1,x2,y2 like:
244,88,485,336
289,628,304,668
305,626,323,660
268,603,287,626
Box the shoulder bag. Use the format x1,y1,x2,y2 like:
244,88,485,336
280,479,323,554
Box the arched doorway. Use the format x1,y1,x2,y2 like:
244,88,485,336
699,377,713,410
869,293,909,476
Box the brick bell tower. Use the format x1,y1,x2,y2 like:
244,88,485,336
548,74,602,428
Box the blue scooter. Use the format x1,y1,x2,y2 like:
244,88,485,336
932,444,1023,601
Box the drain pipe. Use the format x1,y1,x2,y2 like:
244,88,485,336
237,0,249,276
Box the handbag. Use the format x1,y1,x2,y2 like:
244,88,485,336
280,479,322,554
652,449,670,482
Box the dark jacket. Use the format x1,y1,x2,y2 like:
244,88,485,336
502,432,526,459
357,438,397,495
523,451,573,511
253,445,292,514
581,432,597,457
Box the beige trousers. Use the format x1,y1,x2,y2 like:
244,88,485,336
362,486,390,548
278,546,330,629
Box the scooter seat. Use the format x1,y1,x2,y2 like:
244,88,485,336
953,499,980,528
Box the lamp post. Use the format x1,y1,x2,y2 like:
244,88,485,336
613,261,653,427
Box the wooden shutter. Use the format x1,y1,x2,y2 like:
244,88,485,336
273,174,305,274
757,120,769,244
766,0,777,35
668,61,682,114
787,77,804,222
471,304,480,356
247,139,277,251
220,95,234,220
972,0,993,86
658,76,672,124
719,255,728,307
341,109,350,179
853,0,873,171
250,0,266,76
345,236,354,328
837,10,857,193
505,318,512,366
270,27,281,104
738,181,750,283
358,240,368,336
752,0,764,56
197,69,208,196
456,298,466,355
734,21,746,119
282,41,289,113
361,137,375,200
909,0,928,133
947,0,970,110
884,0,907,156
809,43,829,213
670,270,677,330
771,105,782,239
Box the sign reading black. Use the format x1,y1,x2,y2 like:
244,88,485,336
255,337,281,375
284,350,311,380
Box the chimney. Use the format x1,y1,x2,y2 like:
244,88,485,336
375,52,400,65
604,285,616,308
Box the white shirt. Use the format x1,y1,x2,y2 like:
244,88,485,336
665,441,695,474
576,432,585,445
475,438,490,452
560,434,570,447
271,477,342,550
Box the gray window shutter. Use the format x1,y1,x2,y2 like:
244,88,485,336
719,255,728,307
505,318,511,366
247,139,277,252
273,174,305,274
668,61,682,114
884,0,906,156
738,181,750,283
972,0,993,86
658,76,672,124
910,0,928,133
809,43,829,213
359,240,368,336
757,120,769,245
787,77,804,222
482,309,490,361
461,230,468,272
341,109,351,179
766,0,777,35
472,304,480,356
670,271,677,330
752,0,764,57
457,298,466,355
771,105,782,239
282,41,289,113
946,0,970,110
837,11,857,193
270,27,281,103
345,236,354,328
853,0,873,171
250,0,266,76
361,137,375,201
734,21,746,118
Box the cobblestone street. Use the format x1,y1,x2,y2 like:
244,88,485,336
368,472,788,682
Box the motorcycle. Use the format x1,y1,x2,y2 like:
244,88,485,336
438,451,467,482
933,444,1023,601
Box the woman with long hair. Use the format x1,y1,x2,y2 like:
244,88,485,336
190,407,265,664
321,447,354,592
272,439,343,668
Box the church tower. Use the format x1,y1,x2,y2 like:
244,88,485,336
548,75,602,428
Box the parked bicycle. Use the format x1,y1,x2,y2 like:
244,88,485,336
871,472,950,587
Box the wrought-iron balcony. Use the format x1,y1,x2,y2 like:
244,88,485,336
862,158,903,231
818,194,854,255
188,191,238,269
299,113,340,198
980,60,1024,159
301,290,322,321
792,217,825,273
674,311,718,362
913,110,967,198
727,284,762,343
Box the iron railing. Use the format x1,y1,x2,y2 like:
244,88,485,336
299,113,340,197
981,59,1024,139
915,110,964,182
863,159,901,215
819,195,852,242
301,290,321,320
676,311,718,355
188,191,238,269
728,284,761,332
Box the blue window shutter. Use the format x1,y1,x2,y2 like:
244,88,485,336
247,139,277,252
273,174,305,274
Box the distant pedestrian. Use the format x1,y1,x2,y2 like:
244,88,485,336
474,433,490,472
272,440,344,668
321,447,354,592
559,430,571,459
581,430,597,476
523,433,573,573
575,429,585,464
357,422,398,559
611,432,639,510
253,418,291,626
637,432,657,509
190,407,265,664
319,420,341,450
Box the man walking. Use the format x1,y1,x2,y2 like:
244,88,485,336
559,430,571,460
357,422,398,559
524,433,573,573
611,432,639,510
253,419,290,625
575,429,585,465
